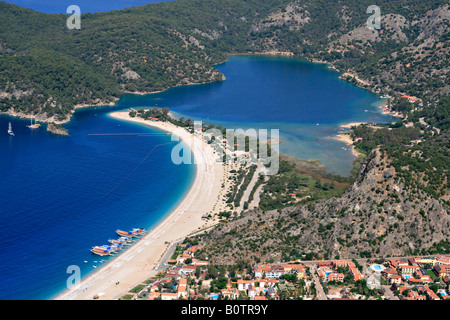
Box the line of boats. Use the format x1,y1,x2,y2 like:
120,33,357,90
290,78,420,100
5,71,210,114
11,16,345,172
7,119,41,136
90,228,146,256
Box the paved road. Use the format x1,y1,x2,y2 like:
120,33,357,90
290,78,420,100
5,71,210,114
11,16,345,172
381,285,399,300
306,264,327,300
154,240,180,272
297,254,435,264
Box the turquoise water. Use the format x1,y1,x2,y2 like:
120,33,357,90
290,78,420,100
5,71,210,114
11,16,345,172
117,55,396,176
0,55,395,300
373,265,383,271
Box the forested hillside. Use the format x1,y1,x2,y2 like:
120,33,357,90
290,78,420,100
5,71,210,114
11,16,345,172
0,0,289,121
0,0,448,123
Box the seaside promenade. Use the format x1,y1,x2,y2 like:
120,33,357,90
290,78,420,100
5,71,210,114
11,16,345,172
56,112,224,300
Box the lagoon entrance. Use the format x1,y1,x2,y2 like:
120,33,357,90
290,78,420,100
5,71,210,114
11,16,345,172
117,55,396,177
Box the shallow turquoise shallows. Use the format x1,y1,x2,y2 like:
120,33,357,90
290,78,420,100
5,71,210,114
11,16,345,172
0,55,395,300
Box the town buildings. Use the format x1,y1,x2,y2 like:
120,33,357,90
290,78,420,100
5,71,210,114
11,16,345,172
128,243,449,301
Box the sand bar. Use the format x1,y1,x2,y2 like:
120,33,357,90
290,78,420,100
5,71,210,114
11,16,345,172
339,122,367,129
55,111,224,300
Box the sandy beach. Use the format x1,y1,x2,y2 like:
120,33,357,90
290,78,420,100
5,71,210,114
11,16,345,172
327,122,367,158
332,133,363,158
339,122,367,129
55,111,225,300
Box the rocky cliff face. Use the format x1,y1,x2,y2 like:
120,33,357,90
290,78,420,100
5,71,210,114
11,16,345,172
197,149,449,264
325,4,450,96
46,123,69,136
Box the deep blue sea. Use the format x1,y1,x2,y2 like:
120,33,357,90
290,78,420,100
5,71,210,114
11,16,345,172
0,109,195,300
2,0,169,14
0,55,395,300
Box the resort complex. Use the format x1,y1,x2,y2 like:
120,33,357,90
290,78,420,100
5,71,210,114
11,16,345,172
118,242,450,301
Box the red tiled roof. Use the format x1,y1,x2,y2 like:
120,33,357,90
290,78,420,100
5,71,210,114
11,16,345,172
188,246,200,253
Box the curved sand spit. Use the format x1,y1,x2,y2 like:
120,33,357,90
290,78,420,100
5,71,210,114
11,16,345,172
56,111,224,300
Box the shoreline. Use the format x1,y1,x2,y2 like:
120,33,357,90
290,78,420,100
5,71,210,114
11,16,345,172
338,122,368,129
1,52,399,128
55,111,224,300
328,122,367,158
331,131,363,158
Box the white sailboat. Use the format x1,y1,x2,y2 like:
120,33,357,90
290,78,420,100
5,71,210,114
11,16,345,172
27,118,40,129
8,122,15,136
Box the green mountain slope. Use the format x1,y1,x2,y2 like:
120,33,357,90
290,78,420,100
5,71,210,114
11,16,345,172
0,0,448,123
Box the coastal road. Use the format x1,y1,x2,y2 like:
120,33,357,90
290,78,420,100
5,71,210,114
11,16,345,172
154,240,180,272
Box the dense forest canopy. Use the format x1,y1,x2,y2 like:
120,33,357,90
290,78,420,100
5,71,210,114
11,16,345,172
0,0,448,123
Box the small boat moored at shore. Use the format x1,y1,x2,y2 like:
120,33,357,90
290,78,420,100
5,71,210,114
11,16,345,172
132,228,145,236
116,229,133,237
90,229,144,255
116,228,145,237
91,246,111,256
90,243,123,256
108,236,132,245
100,244,123,252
